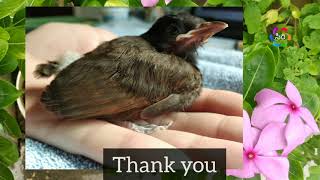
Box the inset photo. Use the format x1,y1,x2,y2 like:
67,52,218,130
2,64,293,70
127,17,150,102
25,7,243,170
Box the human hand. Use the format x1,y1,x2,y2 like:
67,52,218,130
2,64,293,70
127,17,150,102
26,23,243,169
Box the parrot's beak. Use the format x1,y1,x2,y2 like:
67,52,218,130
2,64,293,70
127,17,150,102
174,21,228,51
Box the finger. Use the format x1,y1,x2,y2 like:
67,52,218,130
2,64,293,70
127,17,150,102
27,117,176,164
94,27,117,43
26,23,115,60
188,88,243,116
26,90,176,164
151,130,243,169
151,112,242,142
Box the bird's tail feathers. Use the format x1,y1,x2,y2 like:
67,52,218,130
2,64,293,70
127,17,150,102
34,61,60,78
34,51,83,78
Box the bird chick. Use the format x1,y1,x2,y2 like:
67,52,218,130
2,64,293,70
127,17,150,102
35,13,228,133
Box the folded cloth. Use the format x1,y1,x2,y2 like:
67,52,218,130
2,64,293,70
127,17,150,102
25,138,101,169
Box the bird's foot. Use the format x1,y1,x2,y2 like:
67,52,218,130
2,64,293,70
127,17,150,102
119,119,173,134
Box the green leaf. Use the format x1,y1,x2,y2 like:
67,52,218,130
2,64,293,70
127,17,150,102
26,0,45,6
0,16,11,28
271,81,285,93
0,0,25,19
0,27,9,41
41,0,56,6
243,101,253,115
308,174,320,180
0,39,8,62
247,176,261,180
268,45,280,66
0,162,14,180
289,159,303,180
167,0,197,6
222,0,241,7
226,176,238,180
305,134,320,148
5,26,25,60
244,43,265,58
289,135,320,166
0,80,22,108
301,91,320,117
278,9,291,22
244,46,276,103
262,9,278,26
82,0,103,6
156,0,165,6
308,61,320,76
192,0,207,6
269,45,281,77
280,0,290,8
0,109,22,138
301,3,320,17
308,166,320,180
244,2,261,34
243,31,251,44
207,0,223,6
291,136,320,169
0,54,18,75
295,75,320,95
279,47,310,78
105,0,128,6
227,175,261,180
309,166,320,175
17,59,25,79
303,30,320,54
0,136,19,166
291,4,301,19
303,13,320,29
258,0,274,13
128,0,142,6
13,7,25,26
288,147,307,165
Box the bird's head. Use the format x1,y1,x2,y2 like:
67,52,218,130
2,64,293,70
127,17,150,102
141,13,228,65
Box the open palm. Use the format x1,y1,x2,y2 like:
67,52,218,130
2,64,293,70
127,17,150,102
26,23,243,169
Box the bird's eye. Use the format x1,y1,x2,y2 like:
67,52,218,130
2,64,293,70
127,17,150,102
167,24,180,34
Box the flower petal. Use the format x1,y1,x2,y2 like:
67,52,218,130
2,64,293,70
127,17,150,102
251,127,261,147
141,0,158,7
254,156,289,180
285,81,302,107
164,0,172,4
305,124,313,136
254,122,286,155
243,110,254,150
284,124,313,154
227,154,258,178
251,105,289,129
282,114,307,156
299,107,320,133
255,89,290,108
263,151,279,157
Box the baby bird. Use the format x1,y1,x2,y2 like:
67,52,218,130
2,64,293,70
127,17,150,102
35,13,228,133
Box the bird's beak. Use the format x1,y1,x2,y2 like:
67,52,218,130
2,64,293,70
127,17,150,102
175,21,228,50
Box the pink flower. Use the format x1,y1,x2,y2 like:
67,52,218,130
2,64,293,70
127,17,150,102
252,81,319,155
141,0,171,7
227,111,289,180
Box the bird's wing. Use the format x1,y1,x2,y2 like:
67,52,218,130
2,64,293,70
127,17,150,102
41,39,150,120
41,58,151,120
